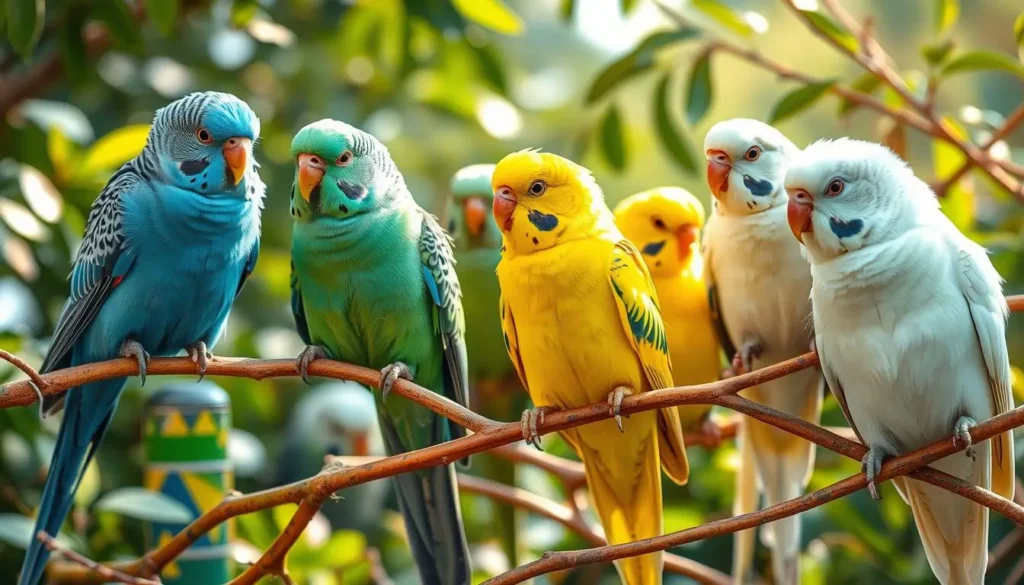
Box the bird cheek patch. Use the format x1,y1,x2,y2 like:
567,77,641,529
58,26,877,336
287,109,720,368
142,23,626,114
829,217,864,238
742,175,773,197
642,240,666,256
180,159,210,176
527,209,559,232
337,180,367,201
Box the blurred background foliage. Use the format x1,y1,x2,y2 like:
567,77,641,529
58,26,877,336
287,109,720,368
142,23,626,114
0,0,1023,584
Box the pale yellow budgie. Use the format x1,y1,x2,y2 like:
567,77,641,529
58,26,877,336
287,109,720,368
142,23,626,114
614,187,723,439
492,150,689,585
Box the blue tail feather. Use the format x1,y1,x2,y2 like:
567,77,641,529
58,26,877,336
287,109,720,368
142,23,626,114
18,379,124,585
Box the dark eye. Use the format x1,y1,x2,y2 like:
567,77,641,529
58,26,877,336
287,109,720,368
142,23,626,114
826,178,845,196
744,146,761,161
653,218,666,229
337,151,353,166
196,128,213,144
528,180,546,195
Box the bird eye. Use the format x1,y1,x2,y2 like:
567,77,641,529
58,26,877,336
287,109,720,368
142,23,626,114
528,180,546,196
196,128,213,144
744,146,762,161
336,151,353,166
825,178,845,196
653,218,666,229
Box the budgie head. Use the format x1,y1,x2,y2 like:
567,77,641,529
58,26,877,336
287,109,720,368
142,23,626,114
703,118,797,216
289,381,384,458
150,91,261,196
491,149,610,254
448,164,502,251
785,138,930,261
289,119,406,223
613,187,706,277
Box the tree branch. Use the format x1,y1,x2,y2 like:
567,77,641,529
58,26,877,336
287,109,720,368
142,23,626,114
38,532,159,585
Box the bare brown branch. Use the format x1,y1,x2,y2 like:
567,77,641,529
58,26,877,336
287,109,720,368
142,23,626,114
39,531,159,585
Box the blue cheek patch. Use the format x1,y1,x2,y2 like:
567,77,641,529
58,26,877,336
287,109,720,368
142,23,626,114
338,180,367,201
642,240,666,256
743,175,773,197
829,217,864,238
527,210,559,232
180,159,210,176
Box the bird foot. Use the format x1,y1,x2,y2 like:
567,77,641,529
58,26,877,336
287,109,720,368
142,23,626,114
607,386,634,433
186,341,213,381
861,446,889,501
120,339,151,386
520,406,557,451
953,416,977,461
296,345,328,384
380,361,412,401
700,417,723,448
731,340,763,375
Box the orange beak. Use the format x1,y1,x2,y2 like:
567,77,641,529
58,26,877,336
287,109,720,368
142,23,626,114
351,431,369,457
706,149,731,199
493,186,517,232
222,137,252,186
297,153,326,203
464,196,488,238
676,224,698,262
787,190,814,243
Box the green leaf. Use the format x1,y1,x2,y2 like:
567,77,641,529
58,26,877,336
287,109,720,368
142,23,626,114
560,0,575,21
599,104,626,172
934,0,959,36
837,72,882,117
148,0,178,37
0,514,74,550
0,0,7,30
921,39,955,68
941,50,1024,78
1013,12,1024,63
93,0,142,52
692,0,755,38
654,73,698,174
230,0,258,27
7,0,44,57
685,52,713,125
620,0,638,14
586,28,699,103
57,3,88,84
80,124,150,176
471,42,508,95
769,80,835,124
934,119,974,231
93,488,195,524
801,10,859,54
451,0,524,37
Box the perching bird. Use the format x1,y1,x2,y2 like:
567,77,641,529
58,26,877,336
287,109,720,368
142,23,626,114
701,119,822,585
20,92,263,585
276,381,388,535
448,163,529,567
786,138,1015,585
613,187,722,439
493,149,690,585
289,119,471,585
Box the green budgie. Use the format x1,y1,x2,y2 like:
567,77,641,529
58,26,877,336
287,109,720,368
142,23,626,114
447,164,529,567
289,119,471,585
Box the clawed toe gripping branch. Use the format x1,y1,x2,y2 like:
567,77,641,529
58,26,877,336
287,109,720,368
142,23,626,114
1,292,1023,585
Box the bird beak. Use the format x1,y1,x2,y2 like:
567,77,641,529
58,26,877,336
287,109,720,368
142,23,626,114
464,196,488,238
351,431,369,457
706,149,731,199
676,224,698,262
786,189,814,243
297,153,325,203
223,137,252,186
493,186,517,232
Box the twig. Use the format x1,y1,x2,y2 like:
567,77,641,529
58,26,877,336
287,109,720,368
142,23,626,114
38,531,160,585
365,547,393,585
230,497,320,585
0,348,48,390
990,478,1024,570
935,103,1024,196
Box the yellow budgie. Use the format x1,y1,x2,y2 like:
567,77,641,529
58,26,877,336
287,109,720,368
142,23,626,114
492,150,689,585
613,187,723,439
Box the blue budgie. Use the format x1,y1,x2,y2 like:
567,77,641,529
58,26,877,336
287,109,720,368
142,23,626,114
19,92,264,585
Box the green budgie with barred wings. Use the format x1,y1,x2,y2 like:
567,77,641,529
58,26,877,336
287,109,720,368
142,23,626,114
288,119,471,585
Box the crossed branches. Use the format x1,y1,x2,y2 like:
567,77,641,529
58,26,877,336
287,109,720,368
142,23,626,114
0,291,1021,585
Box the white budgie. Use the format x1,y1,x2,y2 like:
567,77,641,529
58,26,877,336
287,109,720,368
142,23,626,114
786,138,1015,585
701,119,824,585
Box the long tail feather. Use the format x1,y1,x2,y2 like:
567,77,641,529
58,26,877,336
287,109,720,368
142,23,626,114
380,412,470,585
19,381,123,585
731,420,758,585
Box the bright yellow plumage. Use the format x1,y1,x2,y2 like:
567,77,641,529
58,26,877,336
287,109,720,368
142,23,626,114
493,150,688,585
613,187,722,434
